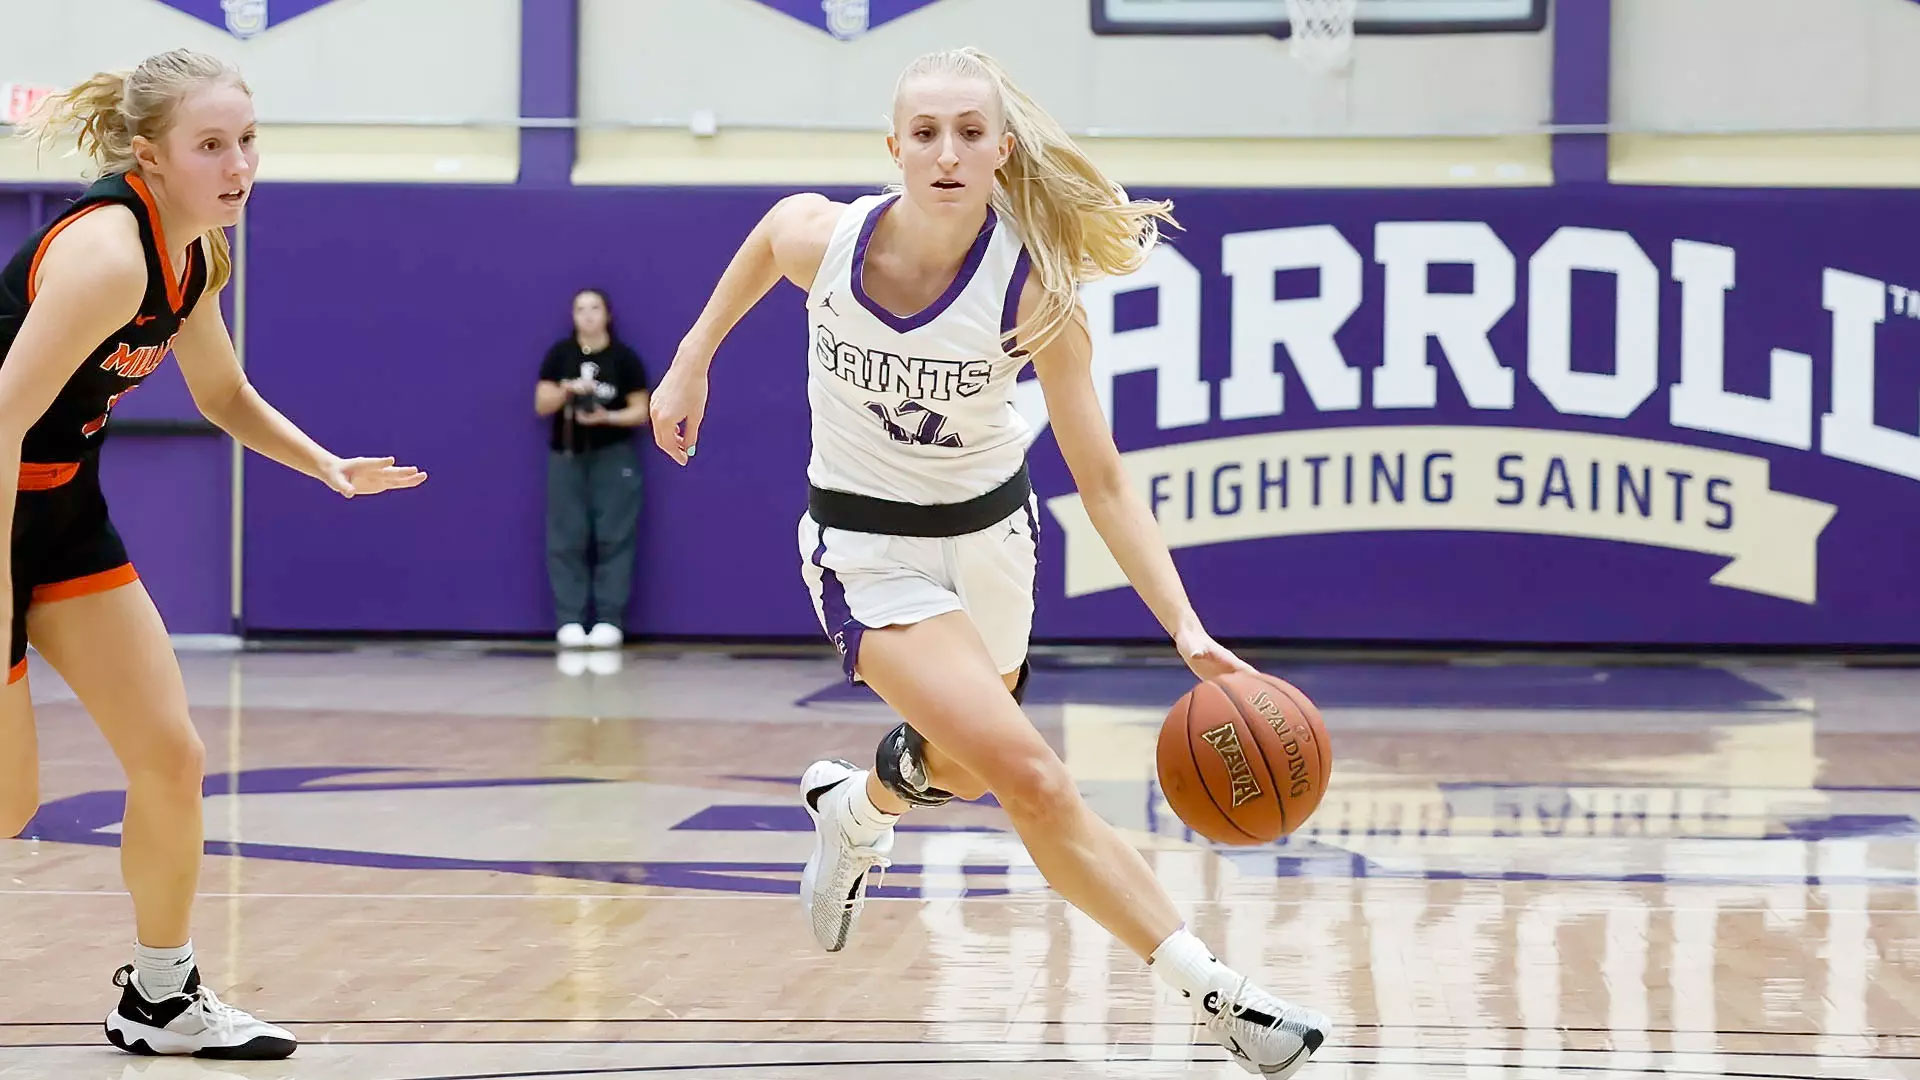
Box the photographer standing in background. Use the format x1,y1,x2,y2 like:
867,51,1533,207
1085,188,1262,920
535,288,648,648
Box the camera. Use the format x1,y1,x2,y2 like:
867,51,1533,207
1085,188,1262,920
568,361,605,413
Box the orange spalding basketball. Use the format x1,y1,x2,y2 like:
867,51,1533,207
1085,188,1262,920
1155,671,1332,845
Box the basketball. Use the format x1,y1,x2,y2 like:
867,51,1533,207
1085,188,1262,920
1156,671,1332,845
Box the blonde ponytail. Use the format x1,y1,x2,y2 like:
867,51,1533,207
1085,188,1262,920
20,70,136,174
19,49,248,177
893,48,1176,354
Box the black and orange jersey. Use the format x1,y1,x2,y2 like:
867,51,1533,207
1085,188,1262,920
0,171,209,471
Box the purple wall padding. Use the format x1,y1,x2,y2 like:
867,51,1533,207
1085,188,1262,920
11,181,1920,647
238,185,816,636
233,183,1920,646
99,435,231,634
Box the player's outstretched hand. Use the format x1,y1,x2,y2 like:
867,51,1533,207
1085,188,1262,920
324,456,427,497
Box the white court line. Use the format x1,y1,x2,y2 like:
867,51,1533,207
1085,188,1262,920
0,889,1912,913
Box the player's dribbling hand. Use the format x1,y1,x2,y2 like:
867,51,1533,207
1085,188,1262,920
649,366,708,466
323,455,427,497
1174,621,1258,683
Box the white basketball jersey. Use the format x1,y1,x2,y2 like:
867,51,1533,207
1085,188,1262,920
804,193,1032,505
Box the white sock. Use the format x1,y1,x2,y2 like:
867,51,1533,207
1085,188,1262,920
134,940,195,1000
836,771,900,845
1149,927,1240,1001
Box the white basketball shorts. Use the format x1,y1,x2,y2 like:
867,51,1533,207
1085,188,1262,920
798,501,1039,684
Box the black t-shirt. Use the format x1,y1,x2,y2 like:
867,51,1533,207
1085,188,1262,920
540,338,649,453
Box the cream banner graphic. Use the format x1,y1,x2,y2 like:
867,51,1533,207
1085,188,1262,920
1047,427,1838,604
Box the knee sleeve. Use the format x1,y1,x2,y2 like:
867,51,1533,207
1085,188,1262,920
874,722,954,808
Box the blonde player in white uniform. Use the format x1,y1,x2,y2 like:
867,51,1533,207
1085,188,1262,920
649,48,1328,1077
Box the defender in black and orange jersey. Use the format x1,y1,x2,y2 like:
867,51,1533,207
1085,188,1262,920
0,50,424,1059
0,170,211,689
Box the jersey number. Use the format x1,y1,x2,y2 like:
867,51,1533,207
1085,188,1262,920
81,389,131,439
866,401,963,448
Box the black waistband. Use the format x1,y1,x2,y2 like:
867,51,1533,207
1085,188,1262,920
808,463,1031,538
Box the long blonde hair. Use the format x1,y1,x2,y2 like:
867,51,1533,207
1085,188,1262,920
892,48,1175,354
20,49,249,294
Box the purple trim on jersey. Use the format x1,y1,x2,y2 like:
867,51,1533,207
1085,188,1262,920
1001,246,1032,357
810,530,867,684
851,195,998,333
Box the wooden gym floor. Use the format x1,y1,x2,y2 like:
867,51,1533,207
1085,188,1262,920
2,643,1916,1078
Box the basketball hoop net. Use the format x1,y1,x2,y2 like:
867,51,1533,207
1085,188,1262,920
1285,0,1357,73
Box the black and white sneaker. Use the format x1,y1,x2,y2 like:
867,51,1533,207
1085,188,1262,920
1197,977,1328,1077
799,758,893,953
103,965,297,1059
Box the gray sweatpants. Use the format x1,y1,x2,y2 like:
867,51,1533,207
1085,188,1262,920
546,444,641,627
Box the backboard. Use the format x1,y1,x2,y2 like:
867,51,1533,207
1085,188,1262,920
1090,0,1547,36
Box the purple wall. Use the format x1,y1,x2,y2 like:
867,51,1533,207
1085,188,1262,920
9,181,1920,647
98,435,230,634
235,183,1920,646
239,185,817,635
1550,0,1610,183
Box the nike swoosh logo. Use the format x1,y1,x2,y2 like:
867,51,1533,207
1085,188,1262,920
805,780,843,813
132,315,156,326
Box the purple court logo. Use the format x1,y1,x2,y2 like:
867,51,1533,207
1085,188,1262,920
150,0,342,39
744,0,951,41
22,764,1920,895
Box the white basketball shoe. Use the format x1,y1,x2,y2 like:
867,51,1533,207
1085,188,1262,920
799,758,893,952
